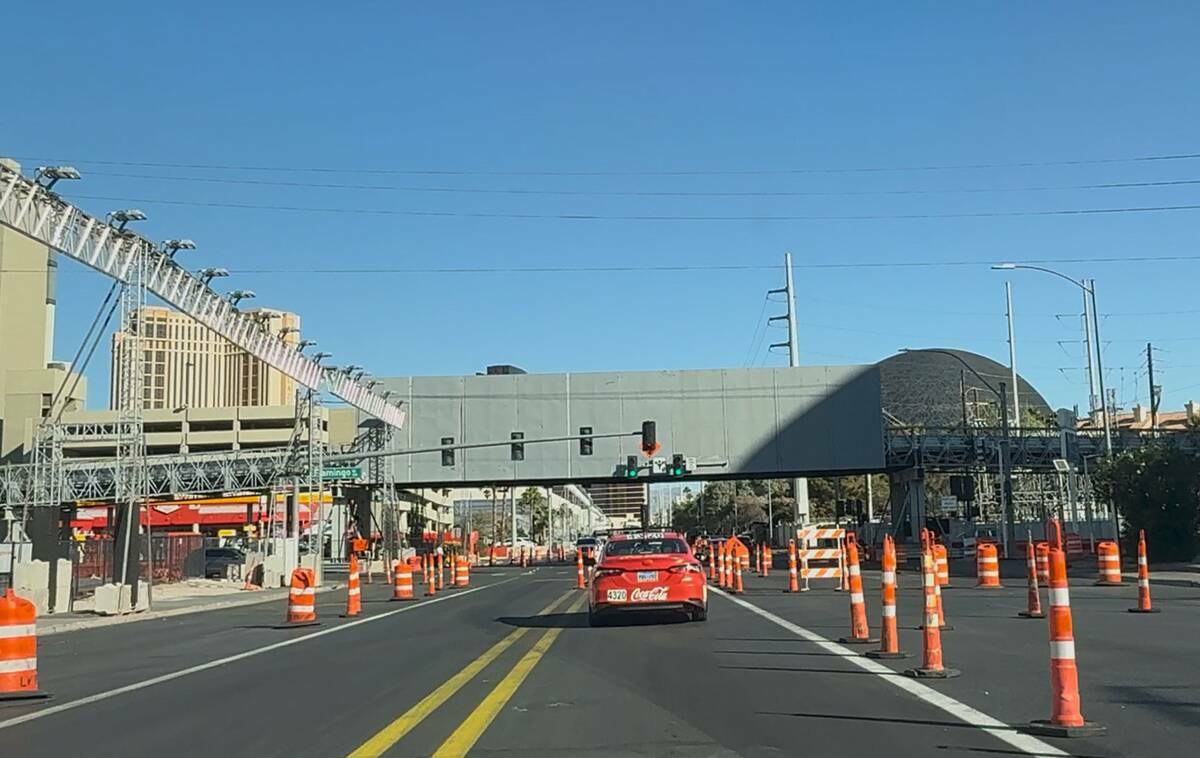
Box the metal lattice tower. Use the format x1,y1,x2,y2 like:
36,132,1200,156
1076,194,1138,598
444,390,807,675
113,248,148,594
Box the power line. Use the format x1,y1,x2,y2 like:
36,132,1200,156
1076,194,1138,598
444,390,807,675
64,193,1200,221
62,170,1200,198
16,150,1200,176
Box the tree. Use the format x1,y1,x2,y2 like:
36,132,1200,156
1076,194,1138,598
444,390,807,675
520,487,548,542
1094,445,1200,562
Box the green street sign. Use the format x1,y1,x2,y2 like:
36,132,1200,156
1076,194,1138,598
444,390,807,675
322,466,362,481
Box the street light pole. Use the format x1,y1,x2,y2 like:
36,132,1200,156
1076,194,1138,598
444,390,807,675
1005,281,1020,430
1087,279,1113,456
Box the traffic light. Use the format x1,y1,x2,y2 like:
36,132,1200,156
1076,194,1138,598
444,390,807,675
510,431,525,461
625,455,639,478
640,420,659,457
440,437,455,467
669,454,686,477
579,426,593,456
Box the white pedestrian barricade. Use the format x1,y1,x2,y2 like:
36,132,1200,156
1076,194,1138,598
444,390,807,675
796,526,846,591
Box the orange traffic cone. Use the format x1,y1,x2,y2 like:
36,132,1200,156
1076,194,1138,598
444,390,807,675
0,589,49,701
755,544,763,576
867,536,907,660
718,543,729,588
425,556,437,597
904,545,958,679
975,543,1002,588
278,568,319,628
732,550,744,594
1128,530,1160,614
1028,545,1105,737
708,543,717,582
342,554,362,617
1018,533,1045,619
839,534,876,645
786,539,800,593
576,548,586,590
933,542,950,588
436,551,445,590
762,544,770,578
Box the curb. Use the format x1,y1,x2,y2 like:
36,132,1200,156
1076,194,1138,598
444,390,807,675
38,584,342,637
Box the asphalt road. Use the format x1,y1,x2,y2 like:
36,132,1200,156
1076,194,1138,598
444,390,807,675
2,561,1196,757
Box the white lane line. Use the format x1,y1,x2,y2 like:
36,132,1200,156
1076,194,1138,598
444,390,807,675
713,590,1067,757
0,575,522,731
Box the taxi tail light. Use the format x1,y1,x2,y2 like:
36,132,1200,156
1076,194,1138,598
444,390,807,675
669,563,704,574
593,567,623,578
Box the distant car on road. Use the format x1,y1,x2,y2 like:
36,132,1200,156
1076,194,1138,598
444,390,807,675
203,547,245,579
588,531,707,626
575,536,599,565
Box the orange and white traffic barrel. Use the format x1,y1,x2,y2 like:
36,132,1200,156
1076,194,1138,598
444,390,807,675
838,534,876,645
455,554,470,588
867,535,907,660
975,543,1002,589
0,588,49,701
904,545,959,679
1128,530,1159,614
280,568,318,627
1028,544,1106,737
392,559,415,601
1094,541,1123,586
1036,542,1051,585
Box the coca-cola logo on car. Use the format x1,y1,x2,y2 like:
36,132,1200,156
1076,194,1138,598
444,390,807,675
630,586,669,602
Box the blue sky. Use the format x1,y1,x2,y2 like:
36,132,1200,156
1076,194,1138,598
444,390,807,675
5,2,1200,413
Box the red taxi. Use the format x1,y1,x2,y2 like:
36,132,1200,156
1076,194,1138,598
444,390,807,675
587,531,707,626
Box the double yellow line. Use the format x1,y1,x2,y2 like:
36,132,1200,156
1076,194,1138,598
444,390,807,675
348,590,584,758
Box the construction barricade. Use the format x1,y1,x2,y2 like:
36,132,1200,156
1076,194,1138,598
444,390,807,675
0,589,49,701
796,526,845,592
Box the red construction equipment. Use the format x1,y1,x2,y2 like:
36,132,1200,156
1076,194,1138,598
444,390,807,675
576,548,586,590
866,535,907,660
0,589,49,701
1018,533,1045,619
342,554,362,617
1095,541,1123,586
975,543,1002,588
786,539,800,593
1128,530,1160,614
838,534,876,644
280,568,318,627
1028,544,1105,737
392,560,415,601
904,543,959,679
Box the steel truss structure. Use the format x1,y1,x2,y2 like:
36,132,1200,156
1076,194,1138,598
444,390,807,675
0,163,405,428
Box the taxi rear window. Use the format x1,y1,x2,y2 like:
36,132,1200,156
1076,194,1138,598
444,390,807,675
604,538,687,556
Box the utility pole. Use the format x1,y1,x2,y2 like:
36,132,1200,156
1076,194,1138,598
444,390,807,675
1147,342,1159,433
768,252,810,525
1088,280,1113,456
1082,291,1098,421
511,486,517,556
998,383,1014,557
1005,281,1020,430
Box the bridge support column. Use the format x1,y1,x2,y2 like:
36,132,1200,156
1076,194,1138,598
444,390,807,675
888,467,926,545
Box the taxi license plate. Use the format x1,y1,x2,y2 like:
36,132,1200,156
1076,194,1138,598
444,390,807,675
637,571,659,582
606,589,627,602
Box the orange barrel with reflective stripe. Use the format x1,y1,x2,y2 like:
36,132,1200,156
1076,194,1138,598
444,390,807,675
0,589,48,700
1095,541,1123,586
284,568,318,625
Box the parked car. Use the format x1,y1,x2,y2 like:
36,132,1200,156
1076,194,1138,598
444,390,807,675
203,547,246,579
